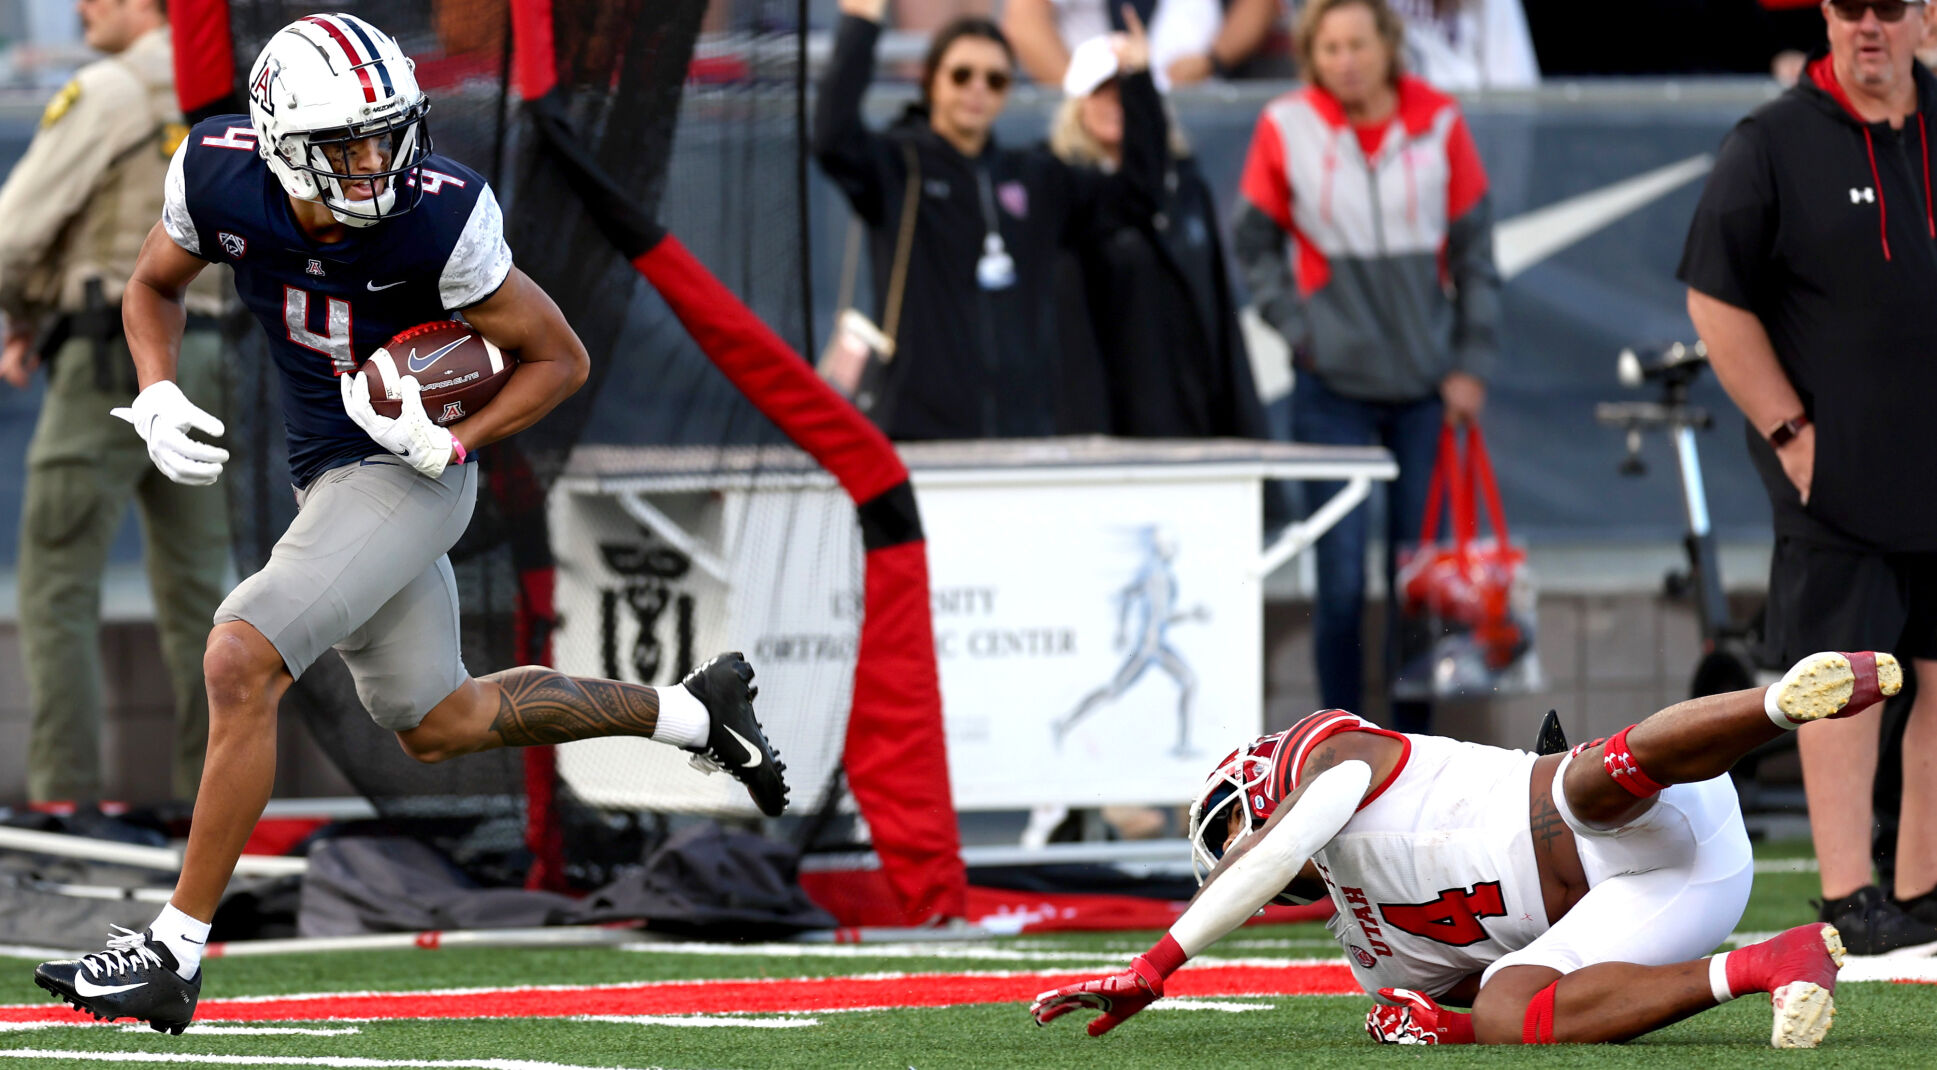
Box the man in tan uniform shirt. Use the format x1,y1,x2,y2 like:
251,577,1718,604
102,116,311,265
0,0,230,805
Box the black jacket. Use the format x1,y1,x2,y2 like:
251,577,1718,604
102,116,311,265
1078,154,1268,440
1679,52,1937,551
813,15,1165,440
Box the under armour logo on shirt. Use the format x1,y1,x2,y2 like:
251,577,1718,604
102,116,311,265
1852,187,1876,204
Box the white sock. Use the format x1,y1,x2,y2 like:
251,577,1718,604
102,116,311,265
1764,684,1801,730
652,683,710,750
149,904,210,980
1708,953,1737,1004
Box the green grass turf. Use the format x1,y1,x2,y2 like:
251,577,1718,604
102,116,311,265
0,840,1906,1070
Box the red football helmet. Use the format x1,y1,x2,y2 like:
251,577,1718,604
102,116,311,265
1185,730,1292,884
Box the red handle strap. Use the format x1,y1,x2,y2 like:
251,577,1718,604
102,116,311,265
1417,424,1461,548
1416,424,1507,553
1466,425,1510,545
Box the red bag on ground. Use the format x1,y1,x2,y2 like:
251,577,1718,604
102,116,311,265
1393,425,1540,699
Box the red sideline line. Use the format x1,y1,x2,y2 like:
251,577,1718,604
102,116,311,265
0,965,1359,1024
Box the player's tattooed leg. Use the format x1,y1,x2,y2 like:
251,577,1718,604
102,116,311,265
482,666,660,745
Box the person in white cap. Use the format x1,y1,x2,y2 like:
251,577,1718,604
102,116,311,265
1047,34,1271,444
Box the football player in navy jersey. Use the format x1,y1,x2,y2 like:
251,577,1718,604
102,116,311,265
33,13,789,1033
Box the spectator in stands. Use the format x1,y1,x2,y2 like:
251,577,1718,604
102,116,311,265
1680,0,1937,956
1231,0,1499,732
1003,0,1286,88
1048,35,1271,439
815,0,1166,439
1385,0,1540,88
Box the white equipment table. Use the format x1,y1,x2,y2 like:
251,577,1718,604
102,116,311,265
549,437,1394,813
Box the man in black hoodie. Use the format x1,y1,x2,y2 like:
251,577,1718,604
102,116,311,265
1679,0,1937,956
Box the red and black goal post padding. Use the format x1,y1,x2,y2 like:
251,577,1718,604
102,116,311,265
509,1,966,923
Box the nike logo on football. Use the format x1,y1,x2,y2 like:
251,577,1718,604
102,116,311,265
74,975,146,997
406,338,467,374
366,279,406,292
723,726,763,768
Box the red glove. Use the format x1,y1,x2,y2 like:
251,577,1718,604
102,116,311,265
1031,944,1176,1037
1365,987,1475,1045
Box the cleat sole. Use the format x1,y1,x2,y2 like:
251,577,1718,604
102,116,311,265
1776,653,1900,724
1771,982,1835,1049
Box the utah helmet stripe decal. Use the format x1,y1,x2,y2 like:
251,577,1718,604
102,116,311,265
338,15,396,99
304,15,375,103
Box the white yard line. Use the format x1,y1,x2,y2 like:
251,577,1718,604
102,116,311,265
1752,858,1819,874
572,1015,820,1028
0,1052,690,1070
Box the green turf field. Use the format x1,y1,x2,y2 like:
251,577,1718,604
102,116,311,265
0,841,1920,1069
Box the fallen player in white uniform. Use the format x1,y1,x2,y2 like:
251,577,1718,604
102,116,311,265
1032,649,1898,1048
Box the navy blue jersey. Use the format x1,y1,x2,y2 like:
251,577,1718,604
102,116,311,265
163,115,512,486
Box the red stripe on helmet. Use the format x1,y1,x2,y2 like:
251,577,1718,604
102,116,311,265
304,15,376,104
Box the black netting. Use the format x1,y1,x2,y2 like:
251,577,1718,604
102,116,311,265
221,1,829,888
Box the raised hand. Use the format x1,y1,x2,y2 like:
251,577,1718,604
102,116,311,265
1114,4,1151,73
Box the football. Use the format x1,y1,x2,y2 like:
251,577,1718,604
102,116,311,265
361,320,514,426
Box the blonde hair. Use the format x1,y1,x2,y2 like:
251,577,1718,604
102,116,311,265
1047,93,1192,170
1295,0,1406,87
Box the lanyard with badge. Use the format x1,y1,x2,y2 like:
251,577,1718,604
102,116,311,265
974,165,1016,291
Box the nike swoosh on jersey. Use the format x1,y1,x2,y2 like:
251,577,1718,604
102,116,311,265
74,975,146,997
406,338,467,374
723,726,763,768
366,279,406,291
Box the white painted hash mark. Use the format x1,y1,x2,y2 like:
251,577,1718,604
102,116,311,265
1148,1000,1277,1013
574,1014,821,1027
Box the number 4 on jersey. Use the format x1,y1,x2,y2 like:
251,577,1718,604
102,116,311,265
1379,882,1507,947
284,285,355,373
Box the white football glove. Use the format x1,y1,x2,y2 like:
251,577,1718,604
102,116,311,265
110,380,229,486
341,371,455,479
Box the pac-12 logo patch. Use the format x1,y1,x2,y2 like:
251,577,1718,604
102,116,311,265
1351,945,1378,969
441,401,465,422
218,232,246,258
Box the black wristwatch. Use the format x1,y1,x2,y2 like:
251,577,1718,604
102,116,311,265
1767,414,1810,449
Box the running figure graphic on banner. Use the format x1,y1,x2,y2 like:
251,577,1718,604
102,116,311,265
1054,526,1206,756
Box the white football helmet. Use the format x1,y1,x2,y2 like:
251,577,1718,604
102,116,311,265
246,13,431,228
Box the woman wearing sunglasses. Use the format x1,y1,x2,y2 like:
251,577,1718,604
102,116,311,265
1681,0,1937,957
815,0,1165,441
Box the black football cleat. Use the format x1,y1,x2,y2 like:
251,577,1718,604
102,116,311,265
683,652,790,817
35,927,200,1035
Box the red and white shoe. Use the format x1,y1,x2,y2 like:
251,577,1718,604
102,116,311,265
1728,923,1846,1049
1768,651,1902,726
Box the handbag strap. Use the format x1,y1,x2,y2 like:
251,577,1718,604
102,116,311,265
1466,424,1510,545
833,217,863,315
1418,423,1466,550
881,141,921,346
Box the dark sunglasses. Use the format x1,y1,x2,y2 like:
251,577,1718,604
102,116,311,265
1828,0,1924,23
947,66,1012,92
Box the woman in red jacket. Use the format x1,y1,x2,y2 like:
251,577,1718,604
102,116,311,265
1231,0,1501,732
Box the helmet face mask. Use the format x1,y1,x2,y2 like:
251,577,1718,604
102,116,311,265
286,103,432,226
1186,739,1280,884
248,14,431,229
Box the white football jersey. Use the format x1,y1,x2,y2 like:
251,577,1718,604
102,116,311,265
1275,713,1547,999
